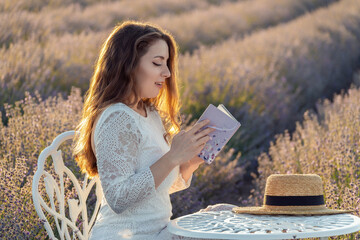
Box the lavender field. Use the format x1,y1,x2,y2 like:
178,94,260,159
1,0,360,238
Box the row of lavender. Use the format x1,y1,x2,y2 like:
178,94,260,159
0,0,229,13
179,0,360,161
152,0,339,53
0,0,238,48
0,0,338,110
1,0,336,52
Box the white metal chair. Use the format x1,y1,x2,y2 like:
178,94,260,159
32,130,103,240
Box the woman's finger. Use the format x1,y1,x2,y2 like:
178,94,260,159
195,135,210,147
188,119,210,135
194,127,215,140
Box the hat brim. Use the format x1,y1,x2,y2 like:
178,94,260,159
232,206,353,215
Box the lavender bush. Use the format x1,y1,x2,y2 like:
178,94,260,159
0,88,85,238
1,88,82,167
248,85,360,239
0,158,45,239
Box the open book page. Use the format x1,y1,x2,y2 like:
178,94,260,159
218,104,237,121
196,104,241,164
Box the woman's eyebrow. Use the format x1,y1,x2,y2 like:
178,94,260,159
153,56,168,60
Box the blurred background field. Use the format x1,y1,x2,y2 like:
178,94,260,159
1,0,360,238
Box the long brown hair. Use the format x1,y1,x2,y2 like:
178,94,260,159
72,20,182,177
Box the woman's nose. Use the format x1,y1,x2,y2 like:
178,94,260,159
162,66,171,78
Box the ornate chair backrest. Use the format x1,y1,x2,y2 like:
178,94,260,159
32,131,103,240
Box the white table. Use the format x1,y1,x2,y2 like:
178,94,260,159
168,211,360,239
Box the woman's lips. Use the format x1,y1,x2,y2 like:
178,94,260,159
155,82,164,89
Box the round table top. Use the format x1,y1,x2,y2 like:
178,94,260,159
168,211,360,239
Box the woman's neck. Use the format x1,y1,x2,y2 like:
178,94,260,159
128,99,147,116
133,99,144,110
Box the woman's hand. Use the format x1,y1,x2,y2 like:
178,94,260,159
151,120,214,189
199,203,238,212
187,156,205,169
179,156,204,183
180,155,204,173
168,119,215,166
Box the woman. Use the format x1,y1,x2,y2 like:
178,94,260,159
73,21,235,240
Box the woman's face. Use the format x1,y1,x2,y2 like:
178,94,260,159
133,39,171,100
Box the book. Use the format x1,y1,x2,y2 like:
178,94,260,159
196,104,241,164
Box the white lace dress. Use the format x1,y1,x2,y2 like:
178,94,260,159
90,102,230,240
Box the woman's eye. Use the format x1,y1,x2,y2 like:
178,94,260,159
153,62,161,66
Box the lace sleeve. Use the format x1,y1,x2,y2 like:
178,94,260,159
169,171,192,195
94,110,156,214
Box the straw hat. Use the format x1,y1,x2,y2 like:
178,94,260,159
232,174,353,215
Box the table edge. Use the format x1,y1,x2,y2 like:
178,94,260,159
168,212,360,240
